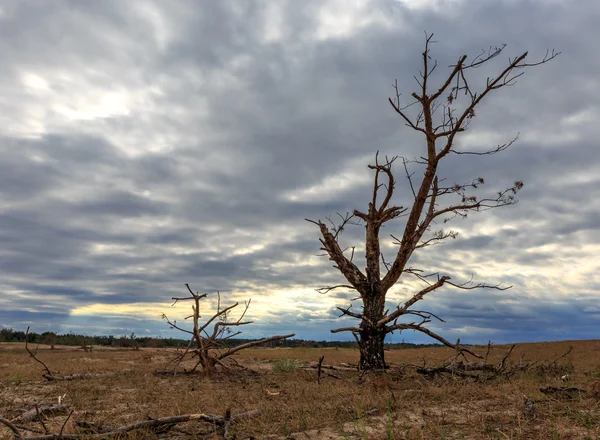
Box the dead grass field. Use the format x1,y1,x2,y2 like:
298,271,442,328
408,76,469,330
1,340,600,439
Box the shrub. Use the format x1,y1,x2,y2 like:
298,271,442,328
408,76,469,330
272,359,298,372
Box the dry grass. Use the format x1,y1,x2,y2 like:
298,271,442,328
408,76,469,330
1,340,600,439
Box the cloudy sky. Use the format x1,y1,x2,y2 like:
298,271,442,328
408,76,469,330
1,0,599,344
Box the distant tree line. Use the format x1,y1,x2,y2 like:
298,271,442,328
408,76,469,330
0,328,440,350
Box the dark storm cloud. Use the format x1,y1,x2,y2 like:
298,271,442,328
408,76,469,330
0,310,70,327
0,0,599,342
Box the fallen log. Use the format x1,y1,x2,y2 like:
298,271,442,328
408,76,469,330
42,373,112,382
15,404,70,423
416,345,518,380
540,386,586,400
303,362,356,371
1,409,262,440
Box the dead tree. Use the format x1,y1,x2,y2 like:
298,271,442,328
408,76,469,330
416,342,517,380
24,327,109,381
161,284,294,374
307,34,558,371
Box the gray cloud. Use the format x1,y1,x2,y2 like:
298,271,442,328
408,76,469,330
1,0,599,344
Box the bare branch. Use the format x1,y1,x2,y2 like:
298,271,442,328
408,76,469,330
450,134,519,156
315,284,356,295
378,276,450,327
438,50,559,160
330,326,361,334
465,44,506,69
414,229,458,249
305,219,367,291
386,323,482,359
336,306,365,321
327,212,357,241
25,327,54,379
218,334,295,359
388,97,427,134
446,279,512,291
33,406,49,435
58,410,74,438
198,302,239,335
0,418,23,439
401,157,417,200
162,314,194,335
405,309,446,323
430,53,468,102
430,180,524,220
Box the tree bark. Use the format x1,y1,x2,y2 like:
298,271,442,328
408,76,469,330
358,289,387,370
358,326,386,370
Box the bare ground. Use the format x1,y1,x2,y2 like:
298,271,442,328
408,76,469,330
1,340,600,439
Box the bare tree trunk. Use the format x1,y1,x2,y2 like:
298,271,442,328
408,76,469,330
359,294,386,370
358,327,386,370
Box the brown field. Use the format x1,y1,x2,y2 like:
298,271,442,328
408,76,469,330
1,340,600,439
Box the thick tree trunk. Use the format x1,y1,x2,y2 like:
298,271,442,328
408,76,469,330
358,288,387,371
358,327,386,370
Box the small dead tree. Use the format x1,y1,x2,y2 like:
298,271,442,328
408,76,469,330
24,327,109,381
162,284,294,374
307,34,558,371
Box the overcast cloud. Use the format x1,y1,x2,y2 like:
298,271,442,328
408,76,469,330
1,0,599,344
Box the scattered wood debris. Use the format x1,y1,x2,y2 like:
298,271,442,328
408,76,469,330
1,408,262,439
24,327,110,382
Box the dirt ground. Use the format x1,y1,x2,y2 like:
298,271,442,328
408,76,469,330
1,340,600,439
